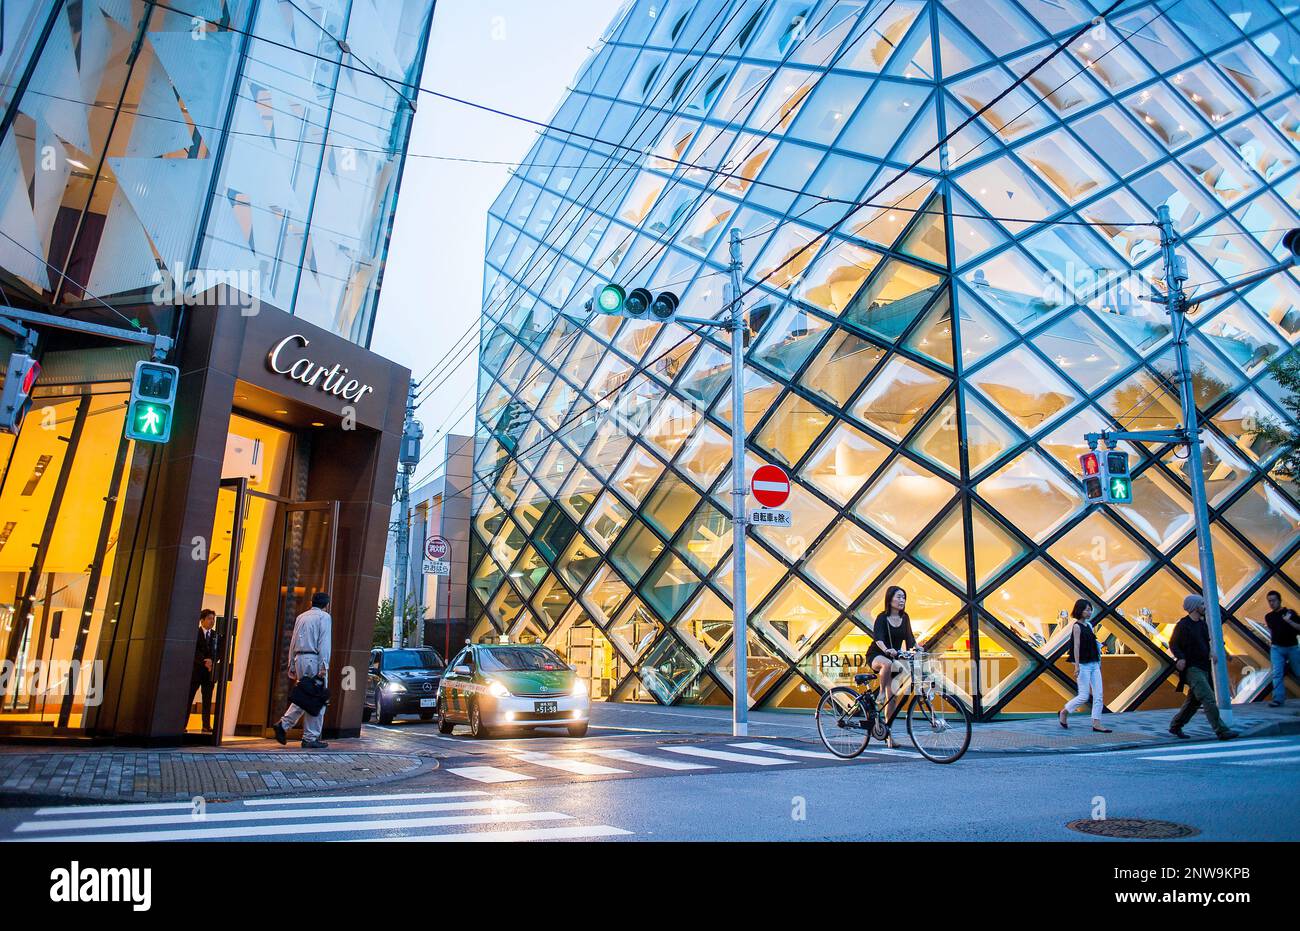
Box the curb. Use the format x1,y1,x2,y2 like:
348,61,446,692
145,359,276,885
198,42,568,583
0,752,441,809
963,718,1300,756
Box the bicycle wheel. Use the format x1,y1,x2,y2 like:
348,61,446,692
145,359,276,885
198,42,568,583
906,690,972,764
816,687,871,759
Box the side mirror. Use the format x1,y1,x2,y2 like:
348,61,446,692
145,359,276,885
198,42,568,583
454,664,472,676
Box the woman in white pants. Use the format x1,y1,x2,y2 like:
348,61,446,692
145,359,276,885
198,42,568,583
1059,599,1112,733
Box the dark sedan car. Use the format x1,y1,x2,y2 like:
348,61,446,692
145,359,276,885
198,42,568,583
364,647,445,724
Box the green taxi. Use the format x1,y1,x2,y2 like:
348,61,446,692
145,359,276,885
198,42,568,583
436,642,589,738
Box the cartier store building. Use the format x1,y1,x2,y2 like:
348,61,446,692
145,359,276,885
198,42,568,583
0,298,408,744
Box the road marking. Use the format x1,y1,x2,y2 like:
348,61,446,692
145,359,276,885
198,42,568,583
661,746,796,766
592,707,810,730
512,751,629,775
446,765,535,783
32,801,196,816
1225,751,1300,766
16,810,571,843
1109,737,1292,755
365,723,462,743
583,748,714,770
1138,743,1300,762
729,741,840,760
243,790,486,806
17,799,520,832
361,824,632,842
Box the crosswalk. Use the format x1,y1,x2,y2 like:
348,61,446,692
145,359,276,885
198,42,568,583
1132,737,1300,766
6,790,630,842
441,739,906,784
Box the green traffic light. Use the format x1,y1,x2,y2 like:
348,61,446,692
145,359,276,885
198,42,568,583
596,284,624,313
1109,477,1132,502
126,400,171,443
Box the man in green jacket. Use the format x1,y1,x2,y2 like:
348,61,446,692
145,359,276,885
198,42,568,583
1168,594,1239,741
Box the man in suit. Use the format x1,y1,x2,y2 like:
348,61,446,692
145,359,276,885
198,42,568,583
190,609,220,733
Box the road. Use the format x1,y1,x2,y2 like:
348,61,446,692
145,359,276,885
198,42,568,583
2,704,1297,841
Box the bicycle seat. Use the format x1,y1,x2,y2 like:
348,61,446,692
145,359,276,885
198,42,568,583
854,673,876,686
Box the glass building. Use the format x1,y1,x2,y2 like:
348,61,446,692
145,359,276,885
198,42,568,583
0,0,433,741
470,0,1300,718
0,0,433,344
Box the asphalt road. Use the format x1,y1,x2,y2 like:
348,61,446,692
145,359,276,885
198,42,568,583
2,713,1296,841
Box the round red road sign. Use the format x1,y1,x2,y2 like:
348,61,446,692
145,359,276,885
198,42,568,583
424,535,449,561
751,464,791,508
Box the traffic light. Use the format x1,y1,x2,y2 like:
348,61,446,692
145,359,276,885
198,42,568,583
586,282,682,321
124,360,179,443
1079,451,1104,504
1102,450,1133,504
0,352,41,434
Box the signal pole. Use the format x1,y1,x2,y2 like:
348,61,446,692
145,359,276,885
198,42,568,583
1156,204,1234,725
1086,221,1300,724
393,378,422,648
727,228,749,738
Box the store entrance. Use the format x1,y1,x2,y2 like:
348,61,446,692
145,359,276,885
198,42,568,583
189,417,337,745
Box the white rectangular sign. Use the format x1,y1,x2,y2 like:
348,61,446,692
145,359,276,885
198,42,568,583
423,559,450,576
748,509,791,527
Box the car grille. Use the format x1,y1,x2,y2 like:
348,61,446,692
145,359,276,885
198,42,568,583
514,690,567,698
517,711,574,721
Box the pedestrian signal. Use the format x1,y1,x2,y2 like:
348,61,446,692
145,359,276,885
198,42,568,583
0,352,40,435
1102,450,1132,504
125,360,178,443
1079,451,1104,504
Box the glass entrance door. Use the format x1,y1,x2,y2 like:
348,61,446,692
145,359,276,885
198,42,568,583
267,501,338,727
208,479,248,745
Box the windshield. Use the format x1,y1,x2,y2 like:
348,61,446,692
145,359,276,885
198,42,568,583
477,646,568,672
384,649,442,670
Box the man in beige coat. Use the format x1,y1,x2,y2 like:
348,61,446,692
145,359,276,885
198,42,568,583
273,591,332,749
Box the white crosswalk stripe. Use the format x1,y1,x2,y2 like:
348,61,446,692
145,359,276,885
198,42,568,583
583,748,714,770
511,751,630,776
730,741,840,760
1138,743,1300,764
1109,737,1291,755
661,746,796,766
9,791,629,842
445,765,536,783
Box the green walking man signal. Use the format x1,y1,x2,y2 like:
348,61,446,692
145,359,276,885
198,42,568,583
1079,448,1132,505
125,360,179,443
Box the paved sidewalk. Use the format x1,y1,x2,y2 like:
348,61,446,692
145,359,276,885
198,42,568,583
0,742,435,806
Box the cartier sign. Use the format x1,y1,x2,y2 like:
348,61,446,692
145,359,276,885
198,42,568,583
267,334,375,404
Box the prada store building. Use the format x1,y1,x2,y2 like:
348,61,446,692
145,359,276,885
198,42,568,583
0,297,408,744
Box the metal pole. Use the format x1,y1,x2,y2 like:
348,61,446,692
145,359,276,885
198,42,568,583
393,378,417,648
1156,205,1234,726
727,228,748,737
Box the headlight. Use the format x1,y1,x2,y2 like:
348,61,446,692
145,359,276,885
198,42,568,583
487,679,511,698
385,681,406,693
571,678,588,697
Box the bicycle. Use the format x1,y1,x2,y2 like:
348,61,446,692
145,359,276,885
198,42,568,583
815,650,972,764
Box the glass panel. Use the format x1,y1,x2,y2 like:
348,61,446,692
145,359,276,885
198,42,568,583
714,540,786,611
583,491,632,550
607,597,663,662
855,458,954,546
799,330,885,407
639,635,704,703
977,449,1080,543
1174,528,1265,605
581,565,631,628
675,587,733,660
712,632,790,708
803,420,888,505
753,578,840,661
1222,482,1300,561
967,346,1079,433
797,620,877,691
608,520,666,585
675,501,731,575
547,607,626,701
1048,512,1153,601
802,520,894,608
842,260,943,343
986,561,1087,657
851,356,948,441
556,533,601,591
641,553,701,622
750,300,832,380
858,564,962,644
755,392,832,468
910,394,961,477
797,239,883,314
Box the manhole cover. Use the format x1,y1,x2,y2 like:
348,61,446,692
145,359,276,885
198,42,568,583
1067,818,1199,839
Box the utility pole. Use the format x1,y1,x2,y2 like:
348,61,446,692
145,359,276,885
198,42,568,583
727,227,749,738
1156,204,1234,725
393,378,422,648
1086,220,1300,725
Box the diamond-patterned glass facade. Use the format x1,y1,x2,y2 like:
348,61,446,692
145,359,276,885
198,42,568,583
471,0,1300,717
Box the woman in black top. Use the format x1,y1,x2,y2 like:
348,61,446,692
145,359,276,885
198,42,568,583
867,586,922,746
1058,599,1111,733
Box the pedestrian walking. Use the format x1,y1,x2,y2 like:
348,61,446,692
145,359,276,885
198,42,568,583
1058,599,1111,733
189,609,219,733
1169,594,1239,741
1265,590,1300,707
273,592,332,749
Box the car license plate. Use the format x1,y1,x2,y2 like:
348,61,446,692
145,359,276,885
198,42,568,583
420,698,436,708
535,701,558,714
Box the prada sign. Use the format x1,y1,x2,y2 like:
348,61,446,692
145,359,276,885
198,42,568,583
267,334,375,404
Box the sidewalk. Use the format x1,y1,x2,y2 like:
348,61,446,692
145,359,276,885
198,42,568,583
586,699,1300,754
0,740,438,807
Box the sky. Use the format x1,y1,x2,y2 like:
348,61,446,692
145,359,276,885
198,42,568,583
370,0,626,490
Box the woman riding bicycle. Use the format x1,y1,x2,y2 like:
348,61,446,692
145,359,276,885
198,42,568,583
866,585,925,747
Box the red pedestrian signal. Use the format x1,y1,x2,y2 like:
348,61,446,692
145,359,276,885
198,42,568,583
1079,451,1104,504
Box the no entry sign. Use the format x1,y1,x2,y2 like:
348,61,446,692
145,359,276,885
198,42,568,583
424,535,449,561
751,464,791,508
